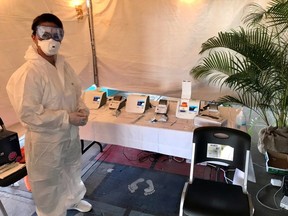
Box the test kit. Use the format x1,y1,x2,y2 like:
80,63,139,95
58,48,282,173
175,80,200,119
125,95,150,113
83,90,107,109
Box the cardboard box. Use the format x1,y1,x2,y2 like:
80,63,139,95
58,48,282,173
194,114,227,127
265,150,288,175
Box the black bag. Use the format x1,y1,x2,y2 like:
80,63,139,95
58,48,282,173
0,118,22,166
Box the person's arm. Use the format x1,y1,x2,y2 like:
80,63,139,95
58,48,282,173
7,65,70,131
65,61,90,124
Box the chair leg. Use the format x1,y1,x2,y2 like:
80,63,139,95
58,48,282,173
179,182,189,216
0,200,8,216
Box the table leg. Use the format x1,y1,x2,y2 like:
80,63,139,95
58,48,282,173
81,139,103,154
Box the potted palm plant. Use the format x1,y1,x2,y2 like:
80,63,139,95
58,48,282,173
190,0,288,158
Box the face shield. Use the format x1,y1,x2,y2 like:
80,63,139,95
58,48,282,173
36,26,64,42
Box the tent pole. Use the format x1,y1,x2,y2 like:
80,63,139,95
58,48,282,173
86,0,99,86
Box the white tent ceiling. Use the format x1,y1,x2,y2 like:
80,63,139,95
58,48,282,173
0,0,269,126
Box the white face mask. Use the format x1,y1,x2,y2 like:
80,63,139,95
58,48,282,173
38,39,61,56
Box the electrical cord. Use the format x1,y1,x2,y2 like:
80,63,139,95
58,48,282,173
122,148,152,162
206,163,233,183
172,157,185,163
123,148,186,164
206,161,287,211
133,151,162,163
222,168,234,184
256,182,283,211
251,161,284,211
273,186,283,209
137,152,159,162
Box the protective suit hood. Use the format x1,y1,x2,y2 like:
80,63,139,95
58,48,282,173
24,45,40,60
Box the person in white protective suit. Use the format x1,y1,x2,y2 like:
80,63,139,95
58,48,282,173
6,13,92,216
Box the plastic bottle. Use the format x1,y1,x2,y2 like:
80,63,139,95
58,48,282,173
236,107,246,129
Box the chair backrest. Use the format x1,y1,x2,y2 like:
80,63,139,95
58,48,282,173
192,126,251,171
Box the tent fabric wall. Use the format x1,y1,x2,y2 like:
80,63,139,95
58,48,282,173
92,0,268,98
1,0,269,127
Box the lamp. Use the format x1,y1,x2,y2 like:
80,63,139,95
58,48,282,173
75,4,84,20
72,0,85,20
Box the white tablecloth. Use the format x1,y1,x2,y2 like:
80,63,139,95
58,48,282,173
79,100,239,159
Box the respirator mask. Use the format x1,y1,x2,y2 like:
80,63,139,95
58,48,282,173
36,26,64,56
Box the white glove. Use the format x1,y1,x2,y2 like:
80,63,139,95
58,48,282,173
69,111,88,126
78,108,90,116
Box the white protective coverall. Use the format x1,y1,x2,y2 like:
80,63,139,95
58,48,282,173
6,45,88,216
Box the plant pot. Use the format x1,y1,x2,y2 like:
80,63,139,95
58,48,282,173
258,126,288,154
265,150,288,175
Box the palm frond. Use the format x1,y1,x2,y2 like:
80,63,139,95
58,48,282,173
217,94,271,126
191,0,288,128
191,52,236,85
243,0,288,35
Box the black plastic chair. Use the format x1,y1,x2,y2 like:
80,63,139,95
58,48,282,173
179,126,254,216
0,165,27,216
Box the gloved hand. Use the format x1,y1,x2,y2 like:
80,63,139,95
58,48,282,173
78,108,89,116
69,111,88,126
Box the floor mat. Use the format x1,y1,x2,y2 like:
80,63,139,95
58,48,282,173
84,161,187,216
97,145,190,176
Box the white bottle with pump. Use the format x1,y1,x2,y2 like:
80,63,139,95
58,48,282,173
236,107,246,129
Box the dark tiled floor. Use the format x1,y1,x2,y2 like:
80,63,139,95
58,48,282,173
1,140,288,216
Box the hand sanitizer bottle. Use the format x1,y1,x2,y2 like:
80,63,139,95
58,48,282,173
236,107,246,129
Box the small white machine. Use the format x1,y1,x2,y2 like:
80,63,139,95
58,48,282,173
109,95,126,110
125,94,150,113
155,99,169,114
83,90,107,109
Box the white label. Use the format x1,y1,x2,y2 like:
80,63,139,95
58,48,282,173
207,143,234,161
